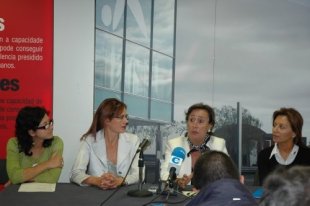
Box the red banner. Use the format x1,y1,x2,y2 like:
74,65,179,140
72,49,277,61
0,0,54,158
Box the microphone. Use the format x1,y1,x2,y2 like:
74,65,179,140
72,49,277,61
166,147,186,189
127,138,152,197
136,138,151,153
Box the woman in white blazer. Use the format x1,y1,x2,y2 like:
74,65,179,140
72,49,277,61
70,98,140,189
160,103,228,189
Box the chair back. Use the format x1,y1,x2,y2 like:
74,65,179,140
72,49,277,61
0,159,9,184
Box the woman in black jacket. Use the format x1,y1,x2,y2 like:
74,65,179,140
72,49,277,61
257,107,310,185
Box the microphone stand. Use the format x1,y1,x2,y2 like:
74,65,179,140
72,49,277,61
100,145,139,206
161,167,178,198
127,150,152,197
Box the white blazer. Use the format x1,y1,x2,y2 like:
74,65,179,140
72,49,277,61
160,135,228,181
70,130,141,185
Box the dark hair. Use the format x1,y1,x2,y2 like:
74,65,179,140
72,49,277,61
185,103,215,133
15,106,52,156
273,107,303,146
81,98,127,140
192,151,240,189
260,166,310,206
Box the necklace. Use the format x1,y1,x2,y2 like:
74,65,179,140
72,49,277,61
187,134,211,157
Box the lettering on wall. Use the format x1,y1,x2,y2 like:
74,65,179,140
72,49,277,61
0,18,4,31
0,78,19,91
0,0,53,158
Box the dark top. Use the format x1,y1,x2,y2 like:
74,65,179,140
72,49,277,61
186,178,257,206
257,145,310,185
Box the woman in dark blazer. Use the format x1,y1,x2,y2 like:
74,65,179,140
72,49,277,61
257,107,310,185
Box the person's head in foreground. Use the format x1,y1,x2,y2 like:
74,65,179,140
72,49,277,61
187,151,257,206
259,165,310,206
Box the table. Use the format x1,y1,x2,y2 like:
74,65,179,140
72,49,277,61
0,183,190,206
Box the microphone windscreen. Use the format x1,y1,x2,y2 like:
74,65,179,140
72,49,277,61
169,147,186,175
171,147,186,160
137,138,151,153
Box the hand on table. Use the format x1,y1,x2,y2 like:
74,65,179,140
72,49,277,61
100,173,123,190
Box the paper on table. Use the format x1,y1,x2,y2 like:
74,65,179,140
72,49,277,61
18,182,56,192
182,190,197,197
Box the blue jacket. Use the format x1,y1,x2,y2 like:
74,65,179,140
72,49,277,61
186,178,257,206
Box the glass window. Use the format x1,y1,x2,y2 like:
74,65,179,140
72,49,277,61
151,100,172,121
124,41,150,97
151,51,173,102
124,94,148,118
126,0,152,47
95,0,176,124
96,0,124,37
95,31,123,91
94,88,121,109
153,0,175,56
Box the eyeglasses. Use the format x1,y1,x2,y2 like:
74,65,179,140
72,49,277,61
114,114,129,120
36,119,54,130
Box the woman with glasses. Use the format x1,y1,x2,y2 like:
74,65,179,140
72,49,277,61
160,103,228,189
6,106,64,184
70,98,140,189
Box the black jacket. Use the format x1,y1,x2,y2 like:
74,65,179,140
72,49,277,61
257,145,310,185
